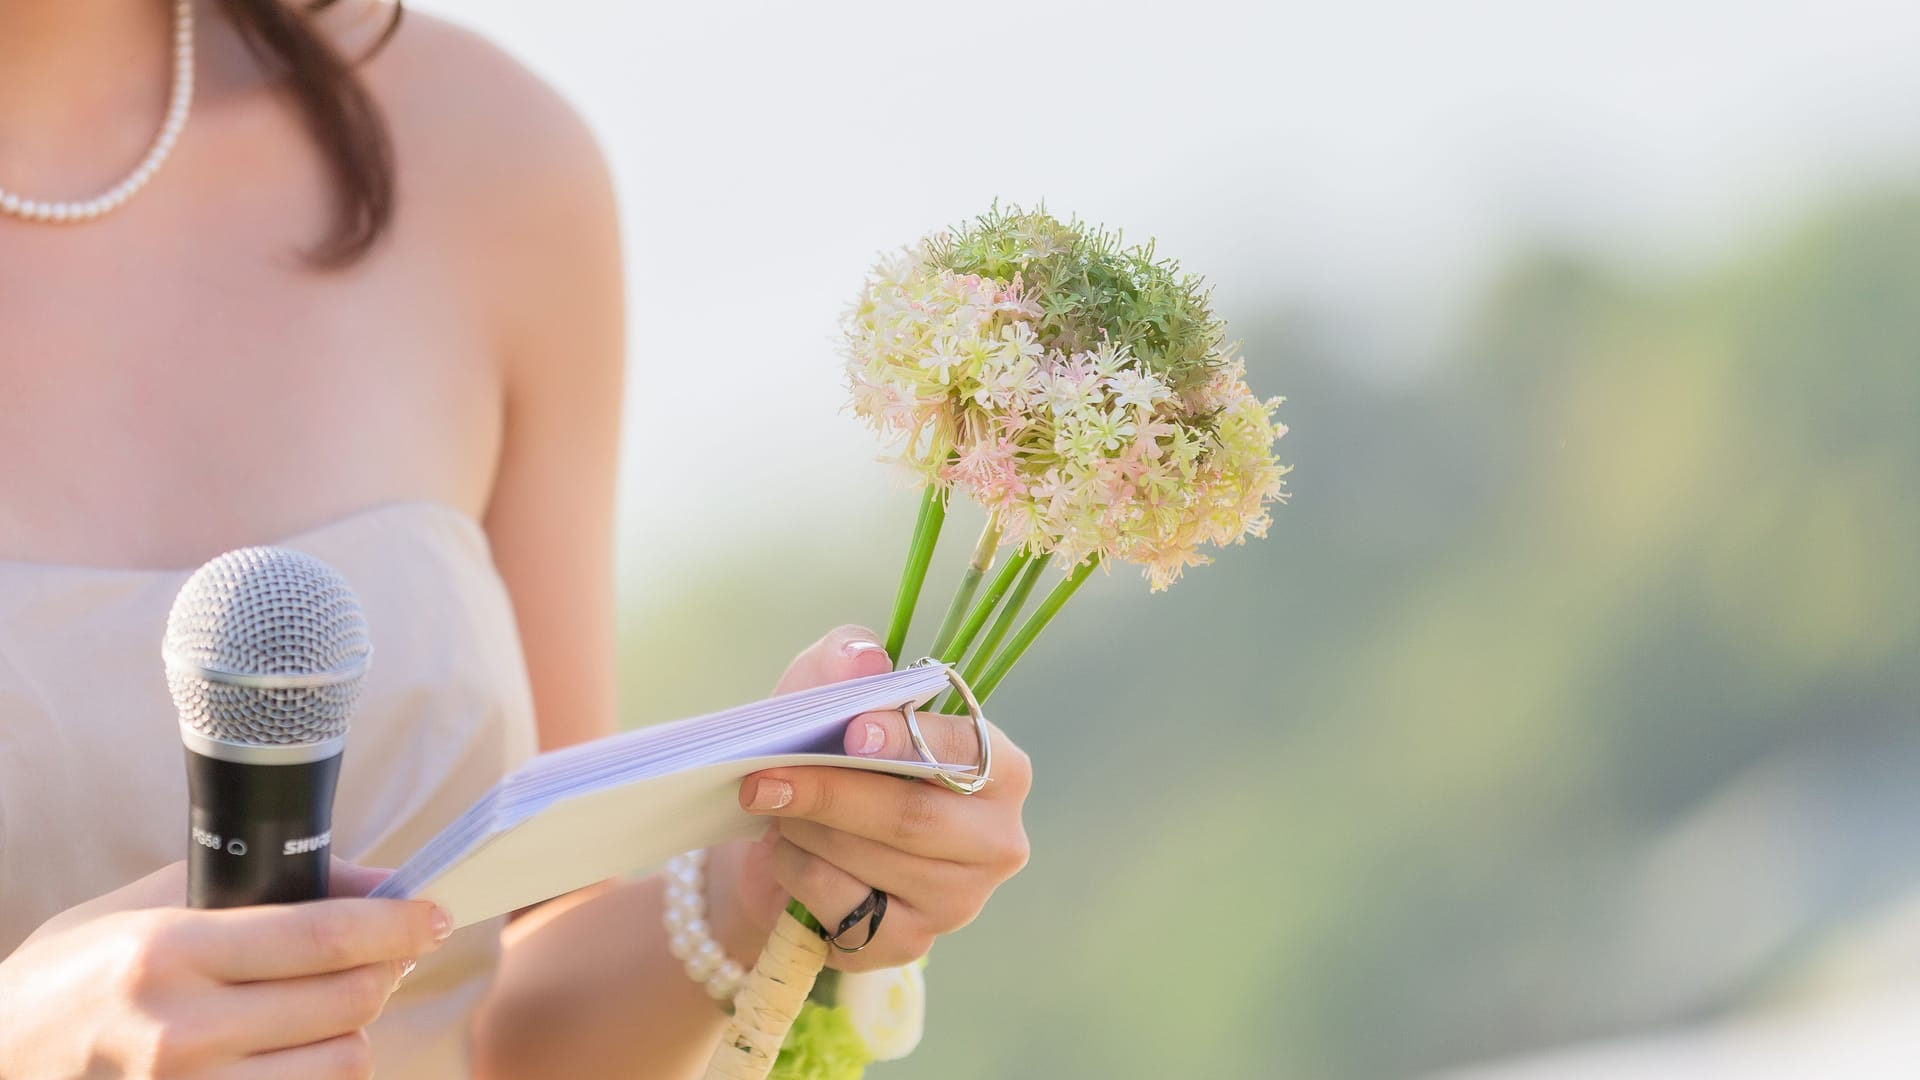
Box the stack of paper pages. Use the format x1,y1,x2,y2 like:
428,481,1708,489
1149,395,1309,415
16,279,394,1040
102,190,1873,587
371,664,961,926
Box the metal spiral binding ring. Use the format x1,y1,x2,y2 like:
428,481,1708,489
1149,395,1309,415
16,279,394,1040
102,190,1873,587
901,658,994,795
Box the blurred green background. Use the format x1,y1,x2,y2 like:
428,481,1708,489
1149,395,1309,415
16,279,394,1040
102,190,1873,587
411,0,1920,1073
619,193,1920,1077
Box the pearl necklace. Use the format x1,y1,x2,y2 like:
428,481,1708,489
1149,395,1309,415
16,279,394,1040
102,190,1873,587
0,0,194,224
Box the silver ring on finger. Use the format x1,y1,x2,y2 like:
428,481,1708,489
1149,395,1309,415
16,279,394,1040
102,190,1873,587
904,657,993,795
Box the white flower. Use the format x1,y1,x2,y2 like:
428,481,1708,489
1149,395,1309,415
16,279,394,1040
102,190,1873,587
923,334,966,383
836,963,926,1062
1107,367,1173,413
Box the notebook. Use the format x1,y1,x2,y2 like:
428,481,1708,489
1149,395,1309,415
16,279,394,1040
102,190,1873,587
368,663,963,927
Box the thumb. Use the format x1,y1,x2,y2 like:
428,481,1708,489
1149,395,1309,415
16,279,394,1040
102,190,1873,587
329,858,395,898
22,860,188,943
775,624,893,695
28,859,394,946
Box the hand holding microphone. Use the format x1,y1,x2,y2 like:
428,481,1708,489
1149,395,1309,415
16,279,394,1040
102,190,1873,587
0,857,450,1079
0,546,448,1079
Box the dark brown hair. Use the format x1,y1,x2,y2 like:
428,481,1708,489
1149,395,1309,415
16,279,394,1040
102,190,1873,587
215,0,402,267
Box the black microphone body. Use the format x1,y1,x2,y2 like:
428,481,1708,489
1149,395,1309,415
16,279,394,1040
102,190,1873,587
185,750,341,908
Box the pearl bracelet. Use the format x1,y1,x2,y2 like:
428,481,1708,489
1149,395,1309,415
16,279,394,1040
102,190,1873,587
663,849,747,1000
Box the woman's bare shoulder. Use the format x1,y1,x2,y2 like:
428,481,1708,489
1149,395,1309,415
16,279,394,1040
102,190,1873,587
360,6,614,208
328,6,623,368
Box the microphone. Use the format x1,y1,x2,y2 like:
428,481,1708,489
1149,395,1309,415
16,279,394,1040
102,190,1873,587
163,546,372,909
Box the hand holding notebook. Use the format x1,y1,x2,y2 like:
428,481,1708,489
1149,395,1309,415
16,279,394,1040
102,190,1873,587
369,664,972,928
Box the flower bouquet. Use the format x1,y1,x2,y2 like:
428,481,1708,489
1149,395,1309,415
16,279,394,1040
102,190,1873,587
706,205,1290,1079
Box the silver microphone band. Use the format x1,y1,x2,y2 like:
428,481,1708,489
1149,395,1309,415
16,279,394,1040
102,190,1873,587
179,725,348,766
162,648,371,690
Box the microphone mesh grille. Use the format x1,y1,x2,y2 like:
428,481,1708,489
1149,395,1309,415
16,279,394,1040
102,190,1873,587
164,546,371,748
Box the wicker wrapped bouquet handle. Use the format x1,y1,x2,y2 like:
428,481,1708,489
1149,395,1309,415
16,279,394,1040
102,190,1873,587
703,908,832,1080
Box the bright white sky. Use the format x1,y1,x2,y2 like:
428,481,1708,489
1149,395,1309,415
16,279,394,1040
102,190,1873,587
419,0,1920,590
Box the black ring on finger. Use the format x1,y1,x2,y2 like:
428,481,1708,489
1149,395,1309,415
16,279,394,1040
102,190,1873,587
818,887,888,953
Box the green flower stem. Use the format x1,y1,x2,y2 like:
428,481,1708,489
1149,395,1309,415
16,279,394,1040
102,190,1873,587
946,557,1046,712
939,546,1032,668
925,522,1002,662
970,558,1099,705
796,485,951,961
785,897,823,935
883,486,947,664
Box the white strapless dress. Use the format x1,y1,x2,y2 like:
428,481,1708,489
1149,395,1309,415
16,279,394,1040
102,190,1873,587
0,502,539,1079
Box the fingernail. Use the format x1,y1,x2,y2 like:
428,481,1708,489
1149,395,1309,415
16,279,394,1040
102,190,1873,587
428,905,453,942
395,959,417,991
843,640,888,662
749,778,793,811
854,720,886,756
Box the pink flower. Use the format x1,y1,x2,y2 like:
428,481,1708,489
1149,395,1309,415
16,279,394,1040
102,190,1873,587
843,226,1289,591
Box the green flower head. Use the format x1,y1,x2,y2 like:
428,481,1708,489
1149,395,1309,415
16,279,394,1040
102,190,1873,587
770,1001,874,1080
924,203,1229,394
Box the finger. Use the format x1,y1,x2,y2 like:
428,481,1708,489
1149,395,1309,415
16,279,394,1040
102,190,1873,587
774,625,893,695
844,714,1031,799
770,838,868,938
114,860,190,908
223,960,401,1054
212,1032,373,1080
328,859,394,899
742,767,1000,863
776,820,981,931
841,708,983,770
191,898,450,982
768,840,934,972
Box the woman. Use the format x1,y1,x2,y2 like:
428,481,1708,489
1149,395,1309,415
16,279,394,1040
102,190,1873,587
0,1,1033,1077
